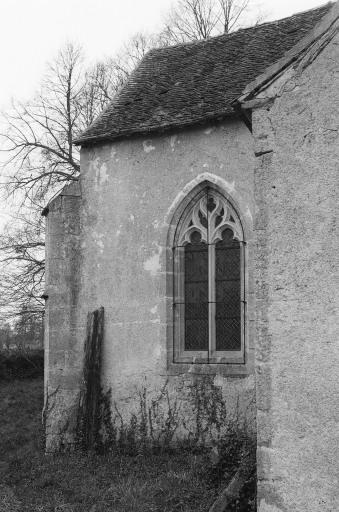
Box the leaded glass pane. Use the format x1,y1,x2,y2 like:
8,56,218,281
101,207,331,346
215,229,241,351
215,308,241,350
184,303,209,350
185,282,208,303
215,282,240,315
184,245,208,284
184,241,208,350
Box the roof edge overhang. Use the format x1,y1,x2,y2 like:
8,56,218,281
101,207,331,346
235,1,338,109
74,111,240,148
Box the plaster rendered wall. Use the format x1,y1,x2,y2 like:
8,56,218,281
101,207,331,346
77,119,256,435
44,181,82,451
253,31,339,512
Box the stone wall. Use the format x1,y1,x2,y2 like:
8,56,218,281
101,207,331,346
73,119,256,439
44,181,82,451
44,117,258,448
253,28,339,512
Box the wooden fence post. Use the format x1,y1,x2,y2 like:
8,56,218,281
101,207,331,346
77,306,104,450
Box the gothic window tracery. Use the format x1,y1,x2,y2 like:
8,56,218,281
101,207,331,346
173,188,245,364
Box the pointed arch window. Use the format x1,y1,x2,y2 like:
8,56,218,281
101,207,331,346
173,188,245,364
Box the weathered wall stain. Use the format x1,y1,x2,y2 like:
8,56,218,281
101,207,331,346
45,119,257,449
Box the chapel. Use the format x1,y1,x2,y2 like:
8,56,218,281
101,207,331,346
43,3,339,511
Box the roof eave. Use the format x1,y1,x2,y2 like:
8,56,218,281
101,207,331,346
236,1,338,107
74,110,240,147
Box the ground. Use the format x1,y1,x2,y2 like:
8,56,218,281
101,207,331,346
1,378,228,511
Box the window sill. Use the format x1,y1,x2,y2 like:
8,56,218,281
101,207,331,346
166,360,252,378
174,353,245,365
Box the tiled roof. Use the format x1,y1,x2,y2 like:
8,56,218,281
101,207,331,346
75,3,332,146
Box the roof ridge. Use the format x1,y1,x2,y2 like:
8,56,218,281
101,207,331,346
75,2,333,146
146,2,334,54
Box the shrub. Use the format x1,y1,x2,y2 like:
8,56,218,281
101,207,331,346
0,348,44,380
88,382,181,455
86,380,257,506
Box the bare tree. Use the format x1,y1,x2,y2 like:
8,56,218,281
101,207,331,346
0,42,139,318
163,0,218,43
162,0,257,43
0,3,259,205
0,322,12,349
81,58,128,128
0,37,163,205
12,305,44,349
218,0,251,34
0,211,45,320
0,41,142,318
109,31,171,84
0,44,84,205
122,33,159,69
0,1,261,318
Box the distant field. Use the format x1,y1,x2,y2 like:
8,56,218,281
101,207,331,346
0,379,224,511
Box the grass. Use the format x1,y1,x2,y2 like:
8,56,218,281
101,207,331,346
1,378,229,511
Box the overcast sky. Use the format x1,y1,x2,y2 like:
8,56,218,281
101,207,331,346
0,0,329,109
0,0,330,226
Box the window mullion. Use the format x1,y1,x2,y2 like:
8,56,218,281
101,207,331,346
207,188,214,359
208,243,216,358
